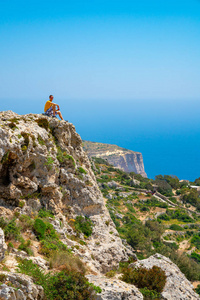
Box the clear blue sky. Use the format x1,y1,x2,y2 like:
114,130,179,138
1,0,200,102
1,0,200,180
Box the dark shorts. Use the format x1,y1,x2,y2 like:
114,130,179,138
45,107,57,117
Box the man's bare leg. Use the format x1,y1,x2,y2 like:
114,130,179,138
52,105,56,116
57,111,64,120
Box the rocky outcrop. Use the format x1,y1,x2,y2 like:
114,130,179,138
87,275,143,300
131,253,200,300
0,272,44,300
0,111,133,273
83,141,147,177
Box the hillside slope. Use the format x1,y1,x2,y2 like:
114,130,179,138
0,111,199,299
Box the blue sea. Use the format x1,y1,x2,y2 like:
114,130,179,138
1,98,200,181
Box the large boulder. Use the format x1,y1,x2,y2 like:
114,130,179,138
87,275,143,300
131,253,200,300
0,272,44,300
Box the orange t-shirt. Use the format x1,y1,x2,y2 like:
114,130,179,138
44,101,53,112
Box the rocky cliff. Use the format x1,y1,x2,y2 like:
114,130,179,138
0,111,133,273
83,141,147,177
0,111,199,300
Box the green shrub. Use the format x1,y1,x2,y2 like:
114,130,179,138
37,135,45,145
196,284,200,295
1,151,10,164
121,265,166,294
40,239,67,257
0,217,8,229
38,208,54,219
18,259,100,299
140,287,161,299
191,233,200,250
19,215,34,231
8,242,14,250
190,252,200,264
78,167,87,174
181,189,200,207
33,218,68,257
18,200,25,208
33,219,47,240
18,240,33,256
169,224,183,231
74,216,93,237
4,219,21,241
44,270,95,300
44,156,54,169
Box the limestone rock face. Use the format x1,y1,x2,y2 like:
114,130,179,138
83,141,147,177
0,111,132,272
0,228,7,261
131,253,200,300
0,272,44,300
87,275,143,300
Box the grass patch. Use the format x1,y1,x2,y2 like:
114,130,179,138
37,135,45,146
44,156,54,170
78,167,87,174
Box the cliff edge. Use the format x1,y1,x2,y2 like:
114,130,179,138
83,141,147,177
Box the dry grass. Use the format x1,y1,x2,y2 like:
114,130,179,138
49,251,86,274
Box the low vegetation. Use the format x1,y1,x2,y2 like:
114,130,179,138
18,258,100,300
121,265,166,299
92,157,200,283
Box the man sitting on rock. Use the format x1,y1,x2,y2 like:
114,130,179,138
44,95,64,120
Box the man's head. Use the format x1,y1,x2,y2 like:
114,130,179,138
49,95,54,101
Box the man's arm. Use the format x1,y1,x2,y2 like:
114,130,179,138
52,102,60,110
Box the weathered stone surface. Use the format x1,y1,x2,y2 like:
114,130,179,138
0,272,44,299
0,228,7,261
87,275,143,300
131,253,200,300
0,111,133,273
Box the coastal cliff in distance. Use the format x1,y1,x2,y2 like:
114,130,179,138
83,140,147,177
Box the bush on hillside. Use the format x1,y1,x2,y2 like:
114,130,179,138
4,219,21,241
155,179,173,197
18,259,99,300
191,233,200,250
190,252,200,264
121,265,166,294
169,224,183,231
181,189,200,207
